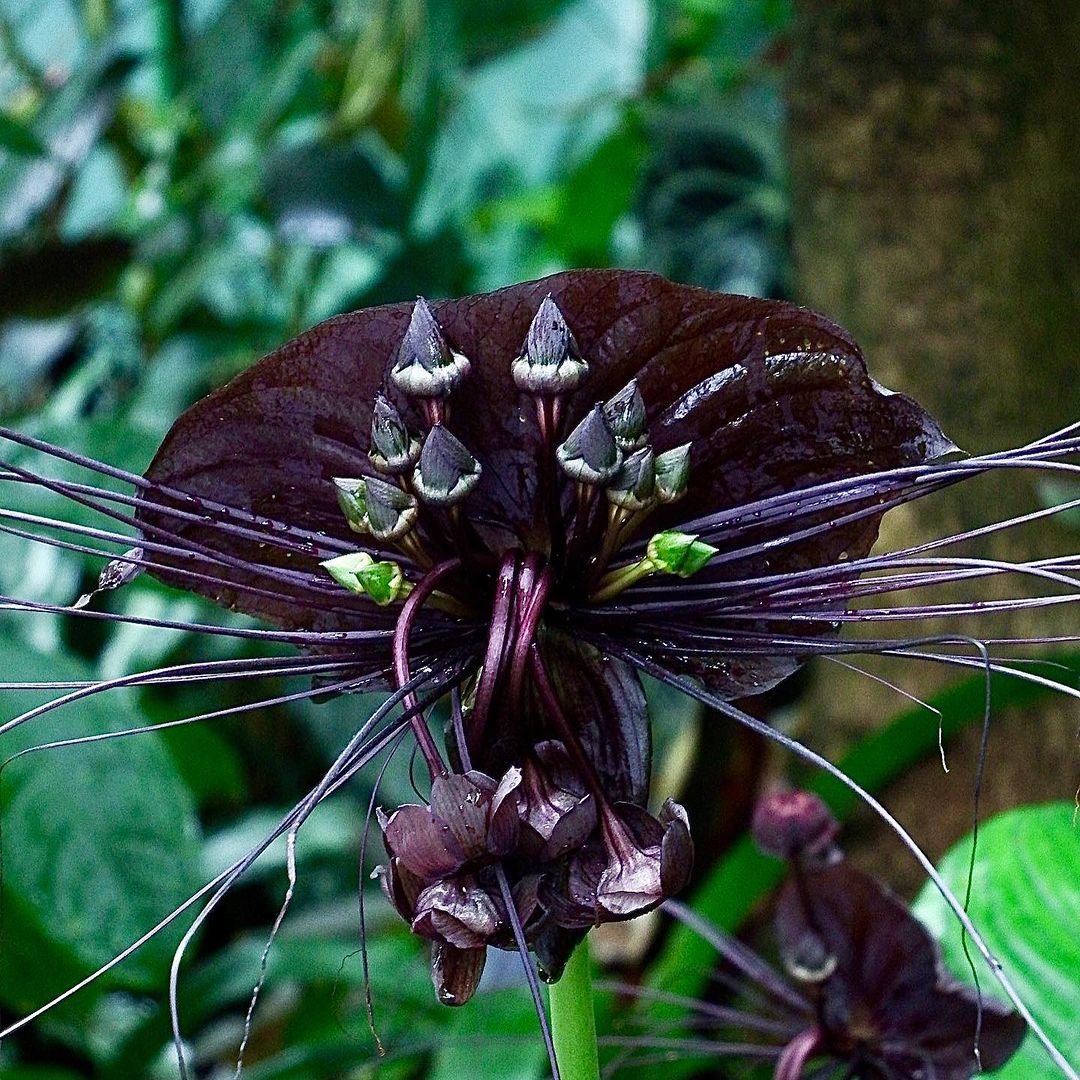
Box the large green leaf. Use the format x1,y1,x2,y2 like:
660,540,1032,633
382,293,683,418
913,802,1080,1080
413,0,648,237
0,636,202,1016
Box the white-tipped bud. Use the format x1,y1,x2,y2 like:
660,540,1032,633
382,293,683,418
364,476,419,542
390,297,471,398
654,443,691,504
511,295,589,394
370,393,422,474
333,477,371,534
556,404,622,485
603,380,648,451
606,447,656,511
412,425,482,507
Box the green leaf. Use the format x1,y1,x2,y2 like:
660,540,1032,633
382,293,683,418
0,636,202,1014
0,113,47,157
913,802,1080,1080
428,986,547,1080
413,0,648,237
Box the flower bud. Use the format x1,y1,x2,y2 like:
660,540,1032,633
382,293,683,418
431,942,486,1007
751,790,839,862
556,404,622,485
646,530,718,578
511,295,589,394
412,425,482,507
654,443,691,503
369,393,421,474
391,297,471,398
412,876,501,949
606,447,656,511
603,379,648,451
321,551,409,605
364,476,419,542
332,476,370,534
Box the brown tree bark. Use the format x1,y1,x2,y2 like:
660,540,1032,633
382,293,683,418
786,0,1080,884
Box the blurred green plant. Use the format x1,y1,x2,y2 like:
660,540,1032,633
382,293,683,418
7,2,1073,1079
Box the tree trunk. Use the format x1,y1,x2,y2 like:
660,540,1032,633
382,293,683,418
787,0,1080,884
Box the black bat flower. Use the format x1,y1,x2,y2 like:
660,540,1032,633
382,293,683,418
1,270,1078,1071
610,791,1028,1080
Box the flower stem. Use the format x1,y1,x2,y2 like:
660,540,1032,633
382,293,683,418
548,939,600,1080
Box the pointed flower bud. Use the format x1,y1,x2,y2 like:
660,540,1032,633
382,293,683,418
332,476,370,534
390,297,471,398
412,424,482,507
654,443,691,503
556,404,622,485
646,530,718,578
751,790,839,863
511,295,589,394
603,379,648,451
369,393,421,474
606,447,656,511
320,551,409,605
364,475,419,542
431,942,486,1007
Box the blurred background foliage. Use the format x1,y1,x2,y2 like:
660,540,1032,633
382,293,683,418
0,0,1076,1077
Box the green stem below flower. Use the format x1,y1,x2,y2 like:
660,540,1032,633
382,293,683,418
548,938,601,1080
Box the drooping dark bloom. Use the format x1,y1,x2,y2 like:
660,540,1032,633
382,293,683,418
610,791,1027,1080
1,270,1078,1033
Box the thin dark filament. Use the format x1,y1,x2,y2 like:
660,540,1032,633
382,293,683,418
668,427,1080,544
235,828,297,1078
594,979,804,1038
165,666,468,1078
0,593,403,645
0,664,460,1046
0,456,370,600
0,426,360,554
619,651,1080,1080
357,730,409,1055
0,512,382,622
0,651,356,692
661,900,811,1014
623,549,1080,611
1,673,372,762
0,467,360,559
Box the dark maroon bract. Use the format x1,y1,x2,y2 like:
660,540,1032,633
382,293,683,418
123,270,961,998
1,269,1077,1071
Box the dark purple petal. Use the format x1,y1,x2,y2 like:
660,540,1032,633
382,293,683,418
540,633,650,805
487,767,523,856
382,803,467,880
658,798,694,896
373,858,422,922
428,772,496,863
776,863,1026,1076
136,270,947,631
431,942,486,1006
412,876,501,949
518,740,597,862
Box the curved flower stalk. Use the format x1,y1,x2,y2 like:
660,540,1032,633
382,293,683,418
1,270,1079,1074
605,791,1028,1080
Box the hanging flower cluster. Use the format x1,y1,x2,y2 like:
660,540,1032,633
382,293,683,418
613,790,1027,1080
1,270,1077,1059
